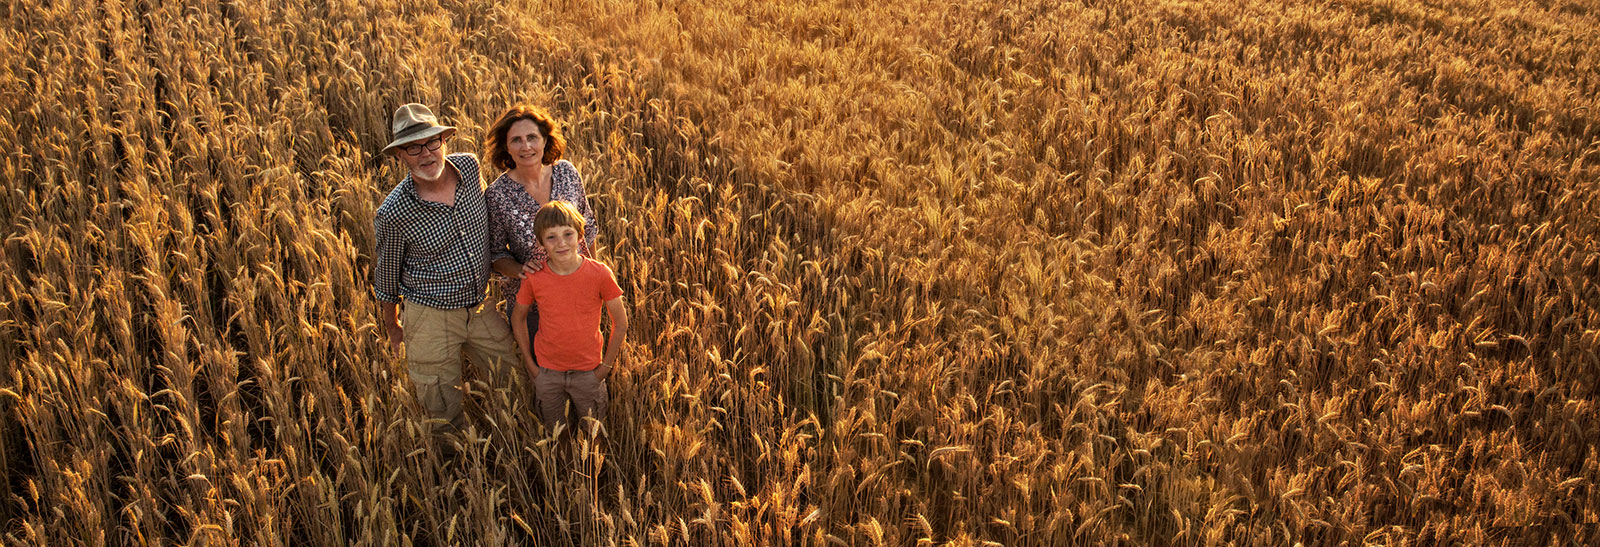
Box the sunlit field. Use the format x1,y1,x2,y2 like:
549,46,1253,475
3,0,1598,544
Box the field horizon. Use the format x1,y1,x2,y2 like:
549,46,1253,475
3,0,1598,544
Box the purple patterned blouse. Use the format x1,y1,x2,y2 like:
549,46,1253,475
484,160,599,309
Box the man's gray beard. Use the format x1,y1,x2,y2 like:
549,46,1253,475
413,160,446,183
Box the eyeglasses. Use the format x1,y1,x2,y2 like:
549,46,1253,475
400,135,445,156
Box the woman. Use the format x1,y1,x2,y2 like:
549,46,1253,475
483,105,599,348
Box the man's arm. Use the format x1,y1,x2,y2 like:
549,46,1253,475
373,211,405,353
380,301,402,354
595,296,629,379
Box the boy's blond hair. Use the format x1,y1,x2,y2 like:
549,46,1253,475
533,200,587,241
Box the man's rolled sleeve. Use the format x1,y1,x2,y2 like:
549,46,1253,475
373,211,404,303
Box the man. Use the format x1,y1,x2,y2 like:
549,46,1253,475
373,103,520,434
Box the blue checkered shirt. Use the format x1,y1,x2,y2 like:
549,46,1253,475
372,153,493,309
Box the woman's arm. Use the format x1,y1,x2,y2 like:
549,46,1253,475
493,256,526,278
485,183,522,278
563,162,600,256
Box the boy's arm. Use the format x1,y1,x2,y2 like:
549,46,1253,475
596,295,629,379
511,302,538,380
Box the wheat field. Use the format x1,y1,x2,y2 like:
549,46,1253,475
3,0,1598,544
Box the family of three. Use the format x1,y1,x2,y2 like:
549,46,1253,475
371,102,627,436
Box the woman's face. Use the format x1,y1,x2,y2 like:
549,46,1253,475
505,119,546,168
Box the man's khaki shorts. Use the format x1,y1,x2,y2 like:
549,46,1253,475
402,300,519,432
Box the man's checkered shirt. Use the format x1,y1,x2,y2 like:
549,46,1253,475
372,153,493,309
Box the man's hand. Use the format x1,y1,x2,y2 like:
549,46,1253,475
386,324,404,354
380,301,404,355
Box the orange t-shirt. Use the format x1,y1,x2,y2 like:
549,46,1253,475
515,258,624,371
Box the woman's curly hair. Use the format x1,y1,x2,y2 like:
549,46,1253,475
484,104,566,171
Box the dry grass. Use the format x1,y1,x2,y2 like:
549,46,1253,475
3,0,1598,544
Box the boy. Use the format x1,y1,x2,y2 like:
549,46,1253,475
511,200,629,432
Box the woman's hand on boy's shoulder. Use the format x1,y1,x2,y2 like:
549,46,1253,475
521,259,543,277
